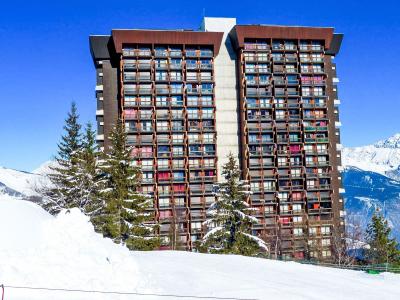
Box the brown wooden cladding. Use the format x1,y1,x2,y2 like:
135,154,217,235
233,25,335,49
112,30,224,55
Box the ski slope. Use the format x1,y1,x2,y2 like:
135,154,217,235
0,197,399,300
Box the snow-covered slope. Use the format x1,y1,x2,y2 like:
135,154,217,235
0,167,41,196
1,197,399,300
0,163,51,201
342,133,400,180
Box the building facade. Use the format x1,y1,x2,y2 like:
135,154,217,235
89,17,345,260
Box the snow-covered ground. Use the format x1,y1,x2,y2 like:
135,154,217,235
0,197,399,300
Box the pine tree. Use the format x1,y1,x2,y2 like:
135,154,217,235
75,123,103,217
97,120,160,250
41,102,83,214
200,153,268,256
365,211,400,265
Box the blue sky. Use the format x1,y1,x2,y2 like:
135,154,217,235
0,0,399,171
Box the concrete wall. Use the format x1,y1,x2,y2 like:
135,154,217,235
201,17,240,178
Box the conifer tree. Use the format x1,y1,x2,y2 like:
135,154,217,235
200,153,268,256
75,123,103,216
42,102,83,214
98,120,160,250
365,211,400,265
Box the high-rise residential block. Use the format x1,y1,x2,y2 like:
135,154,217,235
89,17,344,260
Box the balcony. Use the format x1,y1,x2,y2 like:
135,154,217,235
304,126,328,132
244,44,270,51
187,87,213,95
170,50,182,57
247,123,273,132
301,79,326,86
170,63,183,70
272,44,297,51
299,45,324,52
246,89,272,97
155,50,168,57
122,49,152,57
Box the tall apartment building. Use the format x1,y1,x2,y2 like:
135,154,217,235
89,17,345,260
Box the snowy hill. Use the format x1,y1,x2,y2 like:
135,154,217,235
342,133,400,180
1,197,399,300
0,164,50,202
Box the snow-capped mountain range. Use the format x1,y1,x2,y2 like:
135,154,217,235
342,133,400,241
0,166,49,202
342,133,400,180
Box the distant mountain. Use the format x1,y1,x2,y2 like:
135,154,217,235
342,133,400,180
341,133,400,240
0,165,50,202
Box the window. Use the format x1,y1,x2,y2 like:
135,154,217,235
263,181,275,191
200,72,212,81
293,216,302,223
156,71,167,81
157,121,168,131
294,228,303,236
278,192,289,201
141,121,152,132
322,250,331,257
321,226,331,235
172,159,184,168
188,133,199,143
251,182,260,192
302,87,311,96
173,171,185,181
187,108,198,119
317,156,327,164
173,146,184,156
156,96,168,106
291,169,301,177
202,96,213,106
187,96,199,106
171,109,183,119
203,133,214,143
276,110,285,119
187,72,197,81
278,157,287,167
159,198,170,207
293,204,302,212
170,71,182,81
189,158,201,167
142,159,153,170
314,87,324,96
191,222,202,230
202,108,213,118
204,158,214,167
322,239,331,246
204,145,215,155
292,192,302,201
245,63,256,73
171,96,183,106
158,159,169,169
309,227,317,236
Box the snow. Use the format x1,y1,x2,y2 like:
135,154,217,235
1,197,400,300
342,133,400,178
0,167,43,196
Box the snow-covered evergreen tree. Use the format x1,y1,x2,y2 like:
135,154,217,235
41,102,83,214
97,120,160,250
74,123,103,217
200,153,268,256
